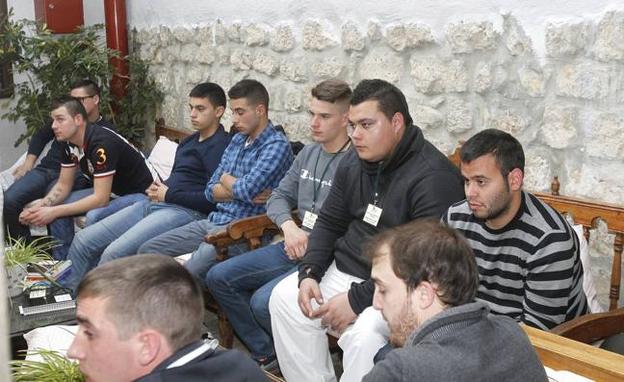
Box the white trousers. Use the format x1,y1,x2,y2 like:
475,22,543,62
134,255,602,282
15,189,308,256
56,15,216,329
269,261,389,382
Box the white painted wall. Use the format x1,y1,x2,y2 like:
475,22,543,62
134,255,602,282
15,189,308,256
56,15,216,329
127,0,621,57
0,0,105,170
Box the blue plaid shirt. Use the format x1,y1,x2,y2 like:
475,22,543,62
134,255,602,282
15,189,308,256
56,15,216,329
205,122,293,225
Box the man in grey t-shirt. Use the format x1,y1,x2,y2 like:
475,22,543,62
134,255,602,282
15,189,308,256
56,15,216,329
205,79,352,370
363,219,547,382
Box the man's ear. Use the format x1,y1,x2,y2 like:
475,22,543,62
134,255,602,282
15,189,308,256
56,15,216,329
215,105,225,119
415,281,437,310
137,329,164,367
391,112,404,135
507,168,524,191
255,103,266,117
92,94,100,106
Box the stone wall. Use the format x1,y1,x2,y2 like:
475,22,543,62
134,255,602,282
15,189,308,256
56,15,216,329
133,11,624,310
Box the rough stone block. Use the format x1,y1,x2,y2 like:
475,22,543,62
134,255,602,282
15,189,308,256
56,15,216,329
445,21,497,53
523,149,553,192
518,67,545,97
173,26,193,44
565,162,624,204
445,97,473,133
243,24,269,46
196,26,213,44
311,57,344,78
158,26,174,45
270,25,295,52
214,20,227,44
410,57,467,94
227,22,242,43
179,44,198,63
284,89,304,112
196,43,215,65
504,15,532,56
280,59,308,82
413,105,444,130
473,62,493,93
252,52,279,76
216,45,230,65
303,20,337,51
367,21,383,41
385,23,434,51
342,21,366,51
586,112,624,159
489,109,529,136
230,48,253,71
555,63,610,100
545,21,589,57
594,11,624,62
541,104,578,149
359,48,404,84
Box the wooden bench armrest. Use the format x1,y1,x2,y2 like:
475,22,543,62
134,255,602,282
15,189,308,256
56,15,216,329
524,325,624,381
550,307,624,343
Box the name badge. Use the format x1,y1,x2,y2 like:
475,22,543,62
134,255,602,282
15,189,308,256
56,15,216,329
363,204,382,227
302,211,318,230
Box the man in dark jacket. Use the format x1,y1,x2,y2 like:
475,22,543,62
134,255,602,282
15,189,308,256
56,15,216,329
269,79,465,382
68,254,267,382
363,219,547,382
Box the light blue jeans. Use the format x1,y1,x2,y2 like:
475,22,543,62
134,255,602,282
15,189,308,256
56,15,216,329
63,199,204,291
50,191,147,260
137,219,249,285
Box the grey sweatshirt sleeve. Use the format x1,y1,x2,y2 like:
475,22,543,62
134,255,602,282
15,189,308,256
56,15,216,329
266,147,305,226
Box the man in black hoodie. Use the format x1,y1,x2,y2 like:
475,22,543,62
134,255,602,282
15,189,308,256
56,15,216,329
269,79,465,382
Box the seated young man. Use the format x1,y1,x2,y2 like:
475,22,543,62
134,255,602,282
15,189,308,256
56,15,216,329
4,80,115,257
205,79,352,370
443,129,588,330
62,82,232,292
269,79,465,382
137,79,293,282
363,219,548,382
68,254,268,382
18,96,154,259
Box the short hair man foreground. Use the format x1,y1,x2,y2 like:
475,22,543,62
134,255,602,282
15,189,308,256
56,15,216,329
363,219,547,381
68,254,267,381
443,129,587,329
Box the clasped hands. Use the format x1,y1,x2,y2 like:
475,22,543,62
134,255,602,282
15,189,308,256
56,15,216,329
298,278,356,334
19,199,57,226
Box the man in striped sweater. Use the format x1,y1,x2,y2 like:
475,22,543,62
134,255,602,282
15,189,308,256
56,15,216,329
443,129,588,330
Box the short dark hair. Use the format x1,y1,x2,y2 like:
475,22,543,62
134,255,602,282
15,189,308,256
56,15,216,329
51,96,88,121
77,254,204,351
70,79,101,96
227,79,269,109
311,79,352,104
366,219,479,307
460,129,525,176
189,82,227,108
350,79,413,126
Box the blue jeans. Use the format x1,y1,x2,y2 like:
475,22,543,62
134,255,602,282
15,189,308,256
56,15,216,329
63,199,204,291
138,219,227,282
50,192,147,260
205,241,297,359
3,166,58,242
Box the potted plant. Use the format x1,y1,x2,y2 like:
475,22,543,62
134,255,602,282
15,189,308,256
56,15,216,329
11,349,84,382
4,236,55,297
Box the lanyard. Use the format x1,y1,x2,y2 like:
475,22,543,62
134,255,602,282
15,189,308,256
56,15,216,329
372,163,382,206
311,140,350,212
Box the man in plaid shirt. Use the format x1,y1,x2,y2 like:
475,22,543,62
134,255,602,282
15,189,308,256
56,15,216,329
138,79,293,283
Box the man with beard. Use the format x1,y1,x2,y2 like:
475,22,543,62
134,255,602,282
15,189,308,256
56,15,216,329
443,129,587,330
363,219,547,382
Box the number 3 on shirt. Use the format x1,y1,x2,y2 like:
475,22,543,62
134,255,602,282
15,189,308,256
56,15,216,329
96,148,107,165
